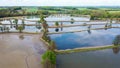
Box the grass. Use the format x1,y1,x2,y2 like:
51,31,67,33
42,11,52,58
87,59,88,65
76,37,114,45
24,8,38,12
40,38,51,47
55,45,120,54
108,11,120,13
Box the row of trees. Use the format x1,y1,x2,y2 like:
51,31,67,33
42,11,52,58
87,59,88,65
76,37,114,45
0,7,120,20
40,14,56,68
0,7,49,18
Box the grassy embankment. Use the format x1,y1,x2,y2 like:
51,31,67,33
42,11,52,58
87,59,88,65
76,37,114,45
55,45,120,54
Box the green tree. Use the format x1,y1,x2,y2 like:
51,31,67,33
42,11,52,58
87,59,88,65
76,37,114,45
55,21,59,26
42,50,56,68
13,19,18,29
17,25,24,33
40,14,48,32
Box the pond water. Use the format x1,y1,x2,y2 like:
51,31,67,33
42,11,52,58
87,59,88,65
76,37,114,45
57,48,120,68
0,16,90,32
0,16,120,68
49,27,120,50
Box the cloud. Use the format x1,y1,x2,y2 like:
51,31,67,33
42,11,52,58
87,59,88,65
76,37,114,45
0,0,120,6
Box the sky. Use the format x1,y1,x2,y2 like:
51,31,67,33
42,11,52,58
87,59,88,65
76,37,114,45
0,0,120,6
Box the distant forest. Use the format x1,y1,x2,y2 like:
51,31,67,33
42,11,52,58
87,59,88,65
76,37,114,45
0,6,120,20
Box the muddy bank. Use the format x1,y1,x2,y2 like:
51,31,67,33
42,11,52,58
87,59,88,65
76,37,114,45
0,33,47,68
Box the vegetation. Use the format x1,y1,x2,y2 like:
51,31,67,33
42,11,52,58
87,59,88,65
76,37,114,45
17,25,24,33
0,26,10,33
39,14,48,31
13,19,18,29
0,6,120,20
113,35,120,46
42,50,56,68
55,21,59,26
40,14,57,68
55,45,120,54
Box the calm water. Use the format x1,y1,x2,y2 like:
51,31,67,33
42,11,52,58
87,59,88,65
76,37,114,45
49,27,120,50
1,16,120,68
57,48,120,68
0,16,90,32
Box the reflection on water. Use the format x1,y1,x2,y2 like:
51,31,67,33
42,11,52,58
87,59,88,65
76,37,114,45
57,48,120,68
0,34,46,55
113,35,120,46
112,47,120,54
87,30,91,34
19,35,24,40
55,28,59,32
112,35,120,54
49,28,120,50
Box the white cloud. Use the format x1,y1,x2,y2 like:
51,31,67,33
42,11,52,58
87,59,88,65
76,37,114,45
0,0,120,6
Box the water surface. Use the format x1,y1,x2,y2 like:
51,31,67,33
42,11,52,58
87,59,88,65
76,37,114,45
57,48,120,68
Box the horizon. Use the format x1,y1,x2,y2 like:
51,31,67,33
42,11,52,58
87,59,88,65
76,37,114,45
0,0,120,6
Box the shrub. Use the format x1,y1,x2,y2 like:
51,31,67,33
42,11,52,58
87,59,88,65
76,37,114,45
42,50,56,68
17,25,24,33
113,35,120,46
55,21,59,26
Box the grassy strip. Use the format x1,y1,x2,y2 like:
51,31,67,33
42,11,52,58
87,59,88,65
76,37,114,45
0,31,40,34
40,38,51,48
40,37,56,68
48,27,120,34
55,45,120,54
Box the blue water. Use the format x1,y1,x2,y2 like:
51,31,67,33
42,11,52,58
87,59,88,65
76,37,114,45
49,28,120,50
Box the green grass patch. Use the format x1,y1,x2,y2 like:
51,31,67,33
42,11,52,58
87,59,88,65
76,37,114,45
55,45,120,54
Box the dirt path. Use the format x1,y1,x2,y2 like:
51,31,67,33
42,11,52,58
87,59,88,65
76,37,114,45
0,33,47,68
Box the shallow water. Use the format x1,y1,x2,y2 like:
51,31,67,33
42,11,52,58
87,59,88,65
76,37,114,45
0,33,46,68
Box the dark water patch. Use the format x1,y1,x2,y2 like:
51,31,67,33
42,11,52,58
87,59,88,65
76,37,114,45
57,48,120,68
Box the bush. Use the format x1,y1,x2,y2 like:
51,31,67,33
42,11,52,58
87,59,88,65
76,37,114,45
55,21,59,26
17,25,24,33
113,35,120,46
42,50,56,68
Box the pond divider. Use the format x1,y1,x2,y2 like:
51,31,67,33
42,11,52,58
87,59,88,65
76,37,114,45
0,16,24,20
48,26,120,34
0,31,40,34
55,45,120,54
0,24,42,26
48,22,120,28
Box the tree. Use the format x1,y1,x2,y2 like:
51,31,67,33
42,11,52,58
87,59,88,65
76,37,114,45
55,21,59,26
40,14,48,32
70,18,74,24
90,10,108,20
22,20,25,29
42,50,56,68
13,19,18,29
17,25,24,33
